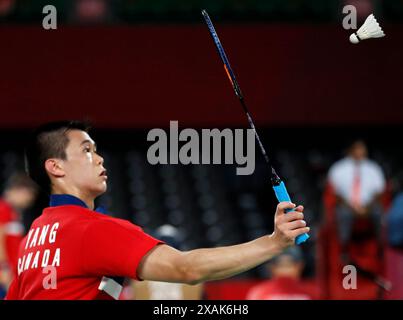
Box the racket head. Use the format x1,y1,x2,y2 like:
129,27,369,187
201,10,243,99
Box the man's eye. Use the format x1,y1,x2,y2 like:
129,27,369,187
84,147,91,152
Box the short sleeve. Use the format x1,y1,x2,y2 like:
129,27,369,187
80,218,163,279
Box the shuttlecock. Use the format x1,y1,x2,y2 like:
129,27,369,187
349,14,385,44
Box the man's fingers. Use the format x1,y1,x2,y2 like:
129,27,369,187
290,227,310,239
284,219,307,230
294,205,304,212
275,202,296,216
282,211,304,222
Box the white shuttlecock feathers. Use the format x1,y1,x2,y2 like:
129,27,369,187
349,14,385,44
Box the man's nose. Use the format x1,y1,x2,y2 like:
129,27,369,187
97,153,104,165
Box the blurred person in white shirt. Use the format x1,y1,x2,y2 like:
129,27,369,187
328,140,386,260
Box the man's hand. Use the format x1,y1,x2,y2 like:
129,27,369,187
271,202,310,250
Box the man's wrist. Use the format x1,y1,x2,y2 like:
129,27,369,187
266,233,285,256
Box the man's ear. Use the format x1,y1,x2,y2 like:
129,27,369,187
44,159,65,178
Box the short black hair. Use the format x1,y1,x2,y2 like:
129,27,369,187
24,120,91,194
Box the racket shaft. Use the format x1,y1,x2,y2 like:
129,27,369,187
202,10,242,98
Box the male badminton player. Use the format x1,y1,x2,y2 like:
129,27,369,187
5,121,309,300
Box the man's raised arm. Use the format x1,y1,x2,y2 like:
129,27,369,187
137,202,309,285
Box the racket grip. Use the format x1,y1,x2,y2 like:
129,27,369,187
272,181,310,245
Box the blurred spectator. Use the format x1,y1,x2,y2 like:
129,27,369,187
127,225,203,300
386,191,403,249
0,172,38,297
328,140,386,259
246,247,312,300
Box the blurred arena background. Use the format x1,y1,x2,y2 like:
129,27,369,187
0,0,403,300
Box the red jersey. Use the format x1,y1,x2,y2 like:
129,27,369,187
246,277,313,300
0,199,25,277
5,195,162,300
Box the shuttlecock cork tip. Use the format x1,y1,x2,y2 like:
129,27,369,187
349,33,360,44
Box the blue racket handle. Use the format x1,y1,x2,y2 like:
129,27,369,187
272,181,310,245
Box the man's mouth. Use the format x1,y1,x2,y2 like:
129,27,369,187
100,170,107,177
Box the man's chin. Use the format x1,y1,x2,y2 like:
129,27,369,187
94,183,107,197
